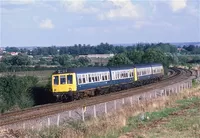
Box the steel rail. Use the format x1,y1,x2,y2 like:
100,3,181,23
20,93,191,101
0,68,192,126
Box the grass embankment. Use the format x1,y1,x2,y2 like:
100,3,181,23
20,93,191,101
1,83,200,138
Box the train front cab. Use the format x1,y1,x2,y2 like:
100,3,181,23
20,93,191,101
52,73,77,99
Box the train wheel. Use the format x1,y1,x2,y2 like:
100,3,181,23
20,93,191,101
74,92,80,100
61,94,68,102
56,95,61,102
100,89,105,95
68,91,74,101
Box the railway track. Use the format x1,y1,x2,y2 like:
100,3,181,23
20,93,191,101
0,68,194,127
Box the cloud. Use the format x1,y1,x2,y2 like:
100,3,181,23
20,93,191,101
169,0,187,12
98,0,142,20
133,21,174,29
60,0,98,13
3,0,36,5
39,19,54,29
187,6,199,17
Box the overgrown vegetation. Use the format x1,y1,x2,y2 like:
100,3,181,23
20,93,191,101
0,75,38,113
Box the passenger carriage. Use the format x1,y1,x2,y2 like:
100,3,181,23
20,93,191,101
52,63,164,101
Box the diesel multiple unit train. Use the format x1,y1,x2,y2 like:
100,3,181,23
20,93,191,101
52,63,164,101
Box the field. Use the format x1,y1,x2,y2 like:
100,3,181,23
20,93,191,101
119,96,200,138
0,70,54,84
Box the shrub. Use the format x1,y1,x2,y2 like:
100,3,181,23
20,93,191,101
0,75,38,113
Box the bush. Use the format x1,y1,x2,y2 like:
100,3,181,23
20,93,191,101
0,75,38,113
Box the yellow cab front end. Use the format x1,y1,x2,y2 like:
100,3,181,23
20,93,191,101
52,73,77,98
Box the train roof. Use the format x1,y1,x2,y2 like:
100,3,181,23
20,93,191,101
109,65,134,71
53,63,163,74
54,67,109,74
134,63,163,68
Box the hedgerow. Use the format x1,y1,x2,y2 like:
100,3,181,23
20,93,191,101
0,75,38,113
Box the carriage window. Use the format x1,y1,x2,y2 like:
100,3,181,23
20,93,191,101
82,75,86,83
121,73,123,78
89,74,92,82
138,70,142,76
92,74,95,82
60,75,66,84
95,75,98,81
83,78,86,83
67,75,73,84
125,73,128,77
102,75,105,80
105,74,107,80
97,75,100,81
54,76,59,85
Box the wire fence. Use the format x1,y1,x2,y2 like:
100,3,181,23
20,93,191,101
1,78,194,130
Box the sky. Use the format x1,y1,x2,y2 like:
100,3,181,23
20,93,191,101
0,0,200,47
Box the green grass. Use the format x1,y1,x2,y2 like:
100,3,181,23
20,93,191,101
101,97,200,138
11,89,200,138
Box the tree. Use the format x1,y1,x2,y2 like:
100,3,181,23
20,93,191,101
5,47,19,52
126,50,144,64
107,53,132,66
78,57,90,66
0,75,38,112
52,55,72,67
142,49,169,67
2,55,31,66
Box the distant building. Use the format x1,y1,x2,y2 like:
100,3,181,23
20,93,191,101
78,54,114,59
177,47,183,52
78,54,114,66
10,52,19,56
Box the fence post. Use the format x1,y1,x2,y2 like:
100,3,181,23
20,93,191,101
137,97,140,104
105,102,107,114
69,111,71,118
23,123,25,130
164,89,167,96
93,105,96,118
82,107,85,121
114,100,117,110
57,114,60,126
130,97,133,107
155,91,157,98
48,118,50,126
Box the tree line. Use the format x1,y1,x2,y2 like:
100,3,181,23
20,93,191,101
5,42,178,56
1,43,200,72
